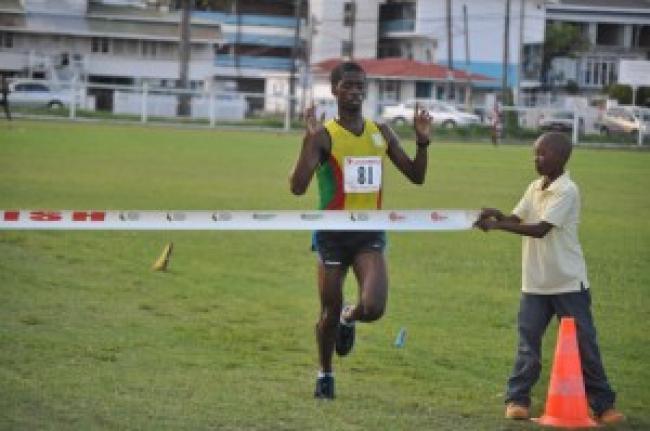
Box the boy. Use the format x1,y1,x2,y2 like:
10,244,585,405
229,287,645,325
474,132,624,424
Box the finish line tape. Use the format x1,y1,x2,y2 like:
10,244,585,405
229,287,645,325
0,210,479,231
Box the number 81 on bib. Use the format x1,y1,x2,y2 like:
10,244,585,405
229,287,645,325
343,156,382,193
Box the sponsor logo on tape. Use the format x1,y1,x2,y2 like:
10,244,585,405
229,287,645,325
30,211,62,222
252,213,276,221
300,213,323,221
430,211,449,222
166,212,186,222
212,211,232,221
389,211,406,221
72,211,106,222
350,212,370,222
3,210,20,221
119,211,140,221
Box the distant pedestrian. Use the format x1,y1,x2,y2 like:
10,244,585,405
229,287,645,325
1,74,12,121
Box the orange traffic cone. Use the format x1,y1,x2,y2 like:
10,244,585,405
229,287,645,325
533,317,599,428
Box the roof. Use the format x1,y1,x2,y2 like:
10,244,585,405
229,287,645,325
312,58,494,82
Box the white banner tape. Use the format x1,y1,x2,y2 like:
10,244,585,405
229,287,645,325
0,210,480,231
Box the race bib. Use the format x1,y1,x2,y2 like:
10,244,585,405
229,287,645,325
343,156,382,193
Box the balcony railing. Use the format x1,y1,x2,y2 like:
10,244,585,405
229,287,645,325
224,33,295,48
215,54,293,70
193,11,298,28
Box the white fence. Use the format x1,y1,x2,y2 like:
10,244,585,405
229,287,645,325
5,80,649,146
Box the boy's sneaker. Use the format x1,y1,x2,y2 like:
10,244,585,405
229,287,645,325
597,408,625,425
505,403,530,420
335,305,355,356
314,375,335,399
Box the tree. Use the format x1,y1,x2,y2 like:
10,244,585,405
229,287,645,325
542,22,589,89
607,84,650,106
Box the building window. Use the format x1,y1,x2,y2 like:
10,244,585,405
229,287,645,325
341,40,353,57
436,85,445,100
596,24,623,46
113,39,125,55
522,43,543,82
0,32,14,48
415,81,432,99
581,56,618,88
633,25,650,48
458,86,466,103
343,2,355,27
91,37,110,54
141,41,157,58
378,80,400,102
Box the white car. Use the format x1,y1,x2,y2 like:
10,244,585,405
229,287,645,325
8,80,71,109
381,100,481,128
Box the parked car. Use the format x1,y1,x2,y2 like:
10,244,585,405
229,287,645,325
538,111,584,134
381,100,481,128
598,107,649,137
7,80,71,109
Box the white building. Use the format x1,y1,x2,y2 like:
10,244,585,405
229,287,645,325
0,0,221,110
192,0,308,114
310,0,547,101
546,0,650,94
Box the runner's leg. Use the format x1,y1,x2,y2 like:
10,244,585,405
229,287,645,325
316,261,347,372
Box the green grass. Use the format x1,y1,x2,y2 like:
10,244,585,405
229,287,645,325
0,120,649,430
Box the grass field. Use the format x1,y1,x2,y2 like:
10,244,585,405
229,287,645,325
1,120,649,430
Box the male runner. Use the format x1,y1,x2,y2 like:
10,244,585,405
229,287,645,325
290,61,432,399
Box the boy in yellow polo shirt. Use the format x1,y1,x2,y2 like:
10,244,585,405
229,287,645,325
475,132,623,425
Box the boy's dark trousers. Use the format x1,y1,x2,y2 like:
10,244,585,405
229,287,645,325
505,287,616,415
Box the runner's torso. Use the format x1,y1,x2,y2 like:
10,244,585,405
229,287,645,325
317,119,388,210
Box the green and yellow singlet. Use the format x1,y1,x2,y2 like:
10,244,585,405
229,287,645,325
317,119,388,210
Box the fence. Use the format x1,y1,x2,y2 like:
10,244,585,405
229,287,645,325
5,80,649,147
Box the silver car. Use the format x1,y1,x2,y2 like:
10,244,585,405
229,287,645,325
8,81,71,109
382,100,480,128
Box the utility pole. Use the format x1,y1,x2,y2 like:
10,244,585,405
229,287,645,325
502,0,511,107
234,0,241,70
446,0,453,102
289,0,302,120
349,0,356,59
177,0,191,116
463,4,471,109
517,0,525,106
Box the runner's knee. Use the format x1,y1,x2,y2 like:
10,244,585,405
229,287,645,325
360,301,385,322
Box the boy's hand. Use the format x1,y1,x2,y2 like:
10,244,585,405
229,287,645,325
478,207,504,221
474,217,497,232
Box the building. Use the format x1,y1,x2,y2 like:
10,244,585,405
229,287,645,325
310,0,547,103
0,0,221,110
193,0,307,114
545,0,650,95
